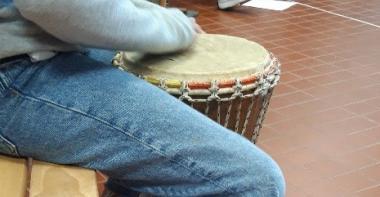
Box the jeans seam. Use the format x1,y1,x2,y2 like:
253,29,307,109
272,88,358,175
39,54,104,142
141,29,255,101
0,80,6,94
0,58,33,96
0,134,20,157
0,72,9,94
10,86,237,194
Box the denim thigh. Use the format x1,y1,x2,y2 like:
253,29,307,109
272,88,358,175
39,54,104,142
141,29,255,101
0,52,284,196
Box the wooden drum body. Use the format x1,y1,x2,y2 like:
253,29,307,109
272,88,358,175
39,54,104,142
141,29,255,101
113,34,280,143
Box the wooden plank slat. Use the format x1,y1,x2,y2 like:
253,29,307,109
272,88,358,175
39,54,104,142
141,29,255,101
0,155,27,197
29,161,98,197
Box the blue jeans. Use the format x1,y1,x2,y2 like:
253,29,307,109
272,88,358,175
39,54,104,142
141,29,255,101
0,50,285,196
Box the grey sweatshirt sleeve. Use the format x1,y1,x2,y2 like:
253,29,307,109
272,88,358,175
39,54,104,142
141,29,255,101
13,0,196,54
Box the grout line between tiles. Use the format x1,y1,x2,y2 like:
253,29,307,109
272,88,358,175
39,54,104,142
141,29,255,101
355,143,380,153
329,161,380,180
296,2,380,28
349,125,380,136
267,108,363,127
355,182,380,193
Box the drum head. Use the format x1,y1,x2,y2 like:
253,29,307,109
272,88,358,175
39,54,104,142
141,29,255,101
120,34,271,82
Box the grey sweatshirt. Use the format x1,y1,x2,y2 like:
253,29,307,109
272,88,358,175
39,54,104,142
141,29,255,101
0,0,195,61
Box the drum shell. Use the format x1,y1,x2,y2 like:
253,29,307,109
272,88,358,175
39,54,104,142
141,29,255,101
178,87,274,143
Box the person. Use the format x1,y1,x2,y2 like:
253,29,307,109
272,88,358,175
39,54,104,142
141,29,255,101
218,0,250,9
0,0,285,196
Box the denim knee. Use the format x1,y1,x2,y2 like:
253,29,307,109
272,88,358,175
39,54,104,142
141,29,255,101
209,137,285,196
238,147,285,196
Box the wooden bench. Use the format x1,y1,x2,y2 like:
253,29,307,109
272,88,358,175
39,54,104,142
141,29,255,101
0,155,99,197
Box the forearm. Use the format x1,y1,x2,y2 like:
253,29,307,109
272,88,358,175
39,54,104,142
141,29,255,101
14,0,196,53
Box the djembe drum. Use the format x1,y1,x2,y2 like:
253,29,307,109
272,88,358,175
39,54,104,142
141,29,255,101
113,34,280,143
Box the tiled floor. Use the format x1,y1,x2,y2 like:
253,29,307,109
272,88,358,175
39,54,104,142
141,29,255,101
169,0,380,196
298,0,380,26
97,1,380,196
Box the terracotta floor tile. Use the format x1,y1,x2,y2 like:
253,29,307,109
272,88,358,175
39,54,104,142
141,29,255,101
335,151,377,173
303,85,336,98
359,144,380,161
333,171,377,193
287,79,318,90
356,185,380,197
349,86,380,101
268,120,307,136
271,38,296,46
263,110,287,125
295,58,326,67
302,179,350,197
281,147,329,166
359,163,380,182
323,93,368,107
320,116,379,135
286,184,313,197
304,158,351,179
362,127,380,140
272,84,298,96
346,66,378,78
322,77,377,95
274,100,336,121
280,52,310,63
302,108,356,125
316,54,347,63
301,48,330,58
311,64,341,74
366,111,380,123
343,102,380,115
259,135,304,155
298,0,380,26
289,129,327,145
269,96,296,109
292,68,321,79
256,126,280,142
270,154,303,171
280,72,302,84
344,131,379,147
269,47,294,57
280,62,306,73
307,73,342,86
277,91,315,105
310,140,356,158
281,165,325,189
169,0,380,196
